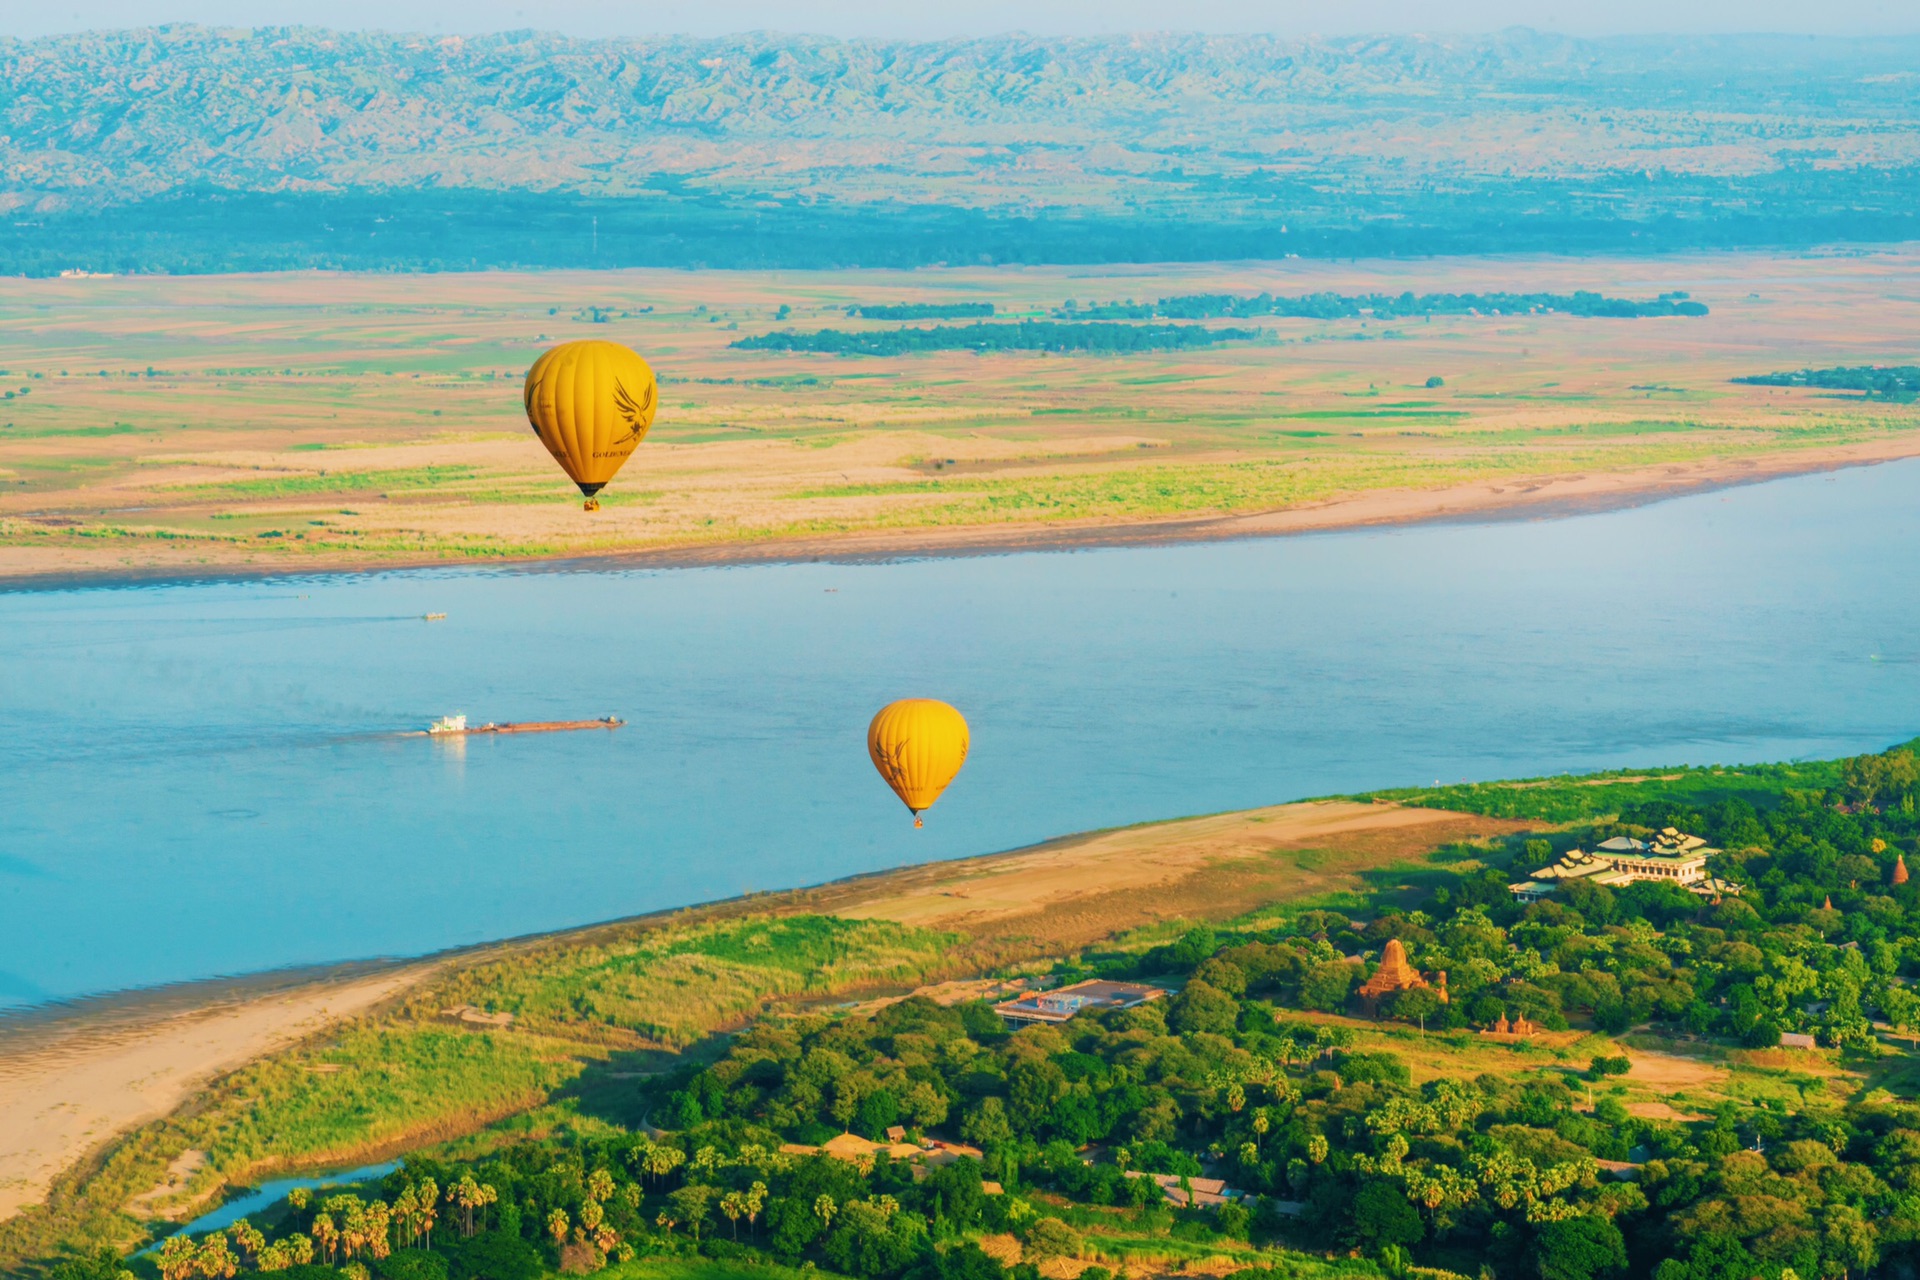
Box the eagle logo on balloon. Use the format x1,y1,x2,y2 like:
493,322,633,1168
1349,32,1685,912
612,378,654,445
521,375,653,445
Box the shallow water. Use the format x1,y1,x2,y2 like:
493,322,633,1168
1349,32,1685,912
6,460,1920,1008
156,1162,397,1242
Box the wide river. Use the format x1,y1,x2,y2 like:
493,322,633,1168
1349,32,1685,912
6,460,1920,1009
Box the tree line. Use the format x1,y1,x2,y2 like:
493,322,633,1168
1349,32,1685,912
1059,290,1710,321
1733,366,1920,402
847,304,996,321
732,321,1259,357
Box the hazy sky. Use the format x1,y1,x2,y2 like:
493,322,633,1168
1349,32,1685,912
4,0,1917,39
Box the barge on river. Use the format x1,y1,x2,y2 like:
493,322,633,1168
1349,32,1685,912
423,714,623,736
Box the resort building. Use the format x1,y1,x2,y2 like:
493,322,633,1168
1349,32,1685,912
1356,938,1447,1014
993,979,1167,1026
1509,828,1736,900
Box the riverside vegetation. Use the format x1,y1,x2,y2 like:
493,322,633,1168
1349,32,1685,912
26,740,1920,1280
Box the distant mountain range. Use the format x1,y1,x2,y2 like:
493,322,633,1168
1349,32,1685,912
4,27,1918,272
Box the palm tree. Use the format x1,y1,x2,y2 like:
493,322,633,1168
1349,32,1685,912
336,1198,368,1260
416,1179,439,1249
365,1201,393,1261
587,1168,615,1203
547,1208,570,1250
813,1194,837,1231
645,1146,685,1189
226,1218,265,1266
193,1233,239,1279
746,1182,767,1239
452,1174,487,1236
392,1185,420,1249
156,1236,197,1280
719,1191,746,1239
310,1215,338,1266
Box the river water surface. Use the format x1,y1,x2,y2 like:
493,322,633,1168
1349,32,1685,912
6,461,1920,1008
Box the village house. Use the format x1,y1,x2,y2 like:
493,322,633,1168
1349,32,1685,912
993,979,1167,1027
1124,1171,1243,1208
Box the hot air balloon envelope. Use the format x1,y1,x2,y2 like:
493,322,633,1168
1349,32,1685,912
868,699,970,826
523,340,657,506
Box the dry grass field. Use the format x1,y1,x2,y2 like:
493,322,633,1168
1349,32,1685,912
2,248,1918,579
828,799,1529,957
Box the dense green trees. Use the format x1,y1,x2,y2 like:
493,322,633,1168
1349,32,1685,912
733,321,1257,356
849,304,996,320
1733,366,1920,402
1060,290,1710,321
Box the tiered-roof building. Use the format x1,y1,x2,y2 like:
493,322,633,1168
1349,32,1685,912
1510,828,1738,901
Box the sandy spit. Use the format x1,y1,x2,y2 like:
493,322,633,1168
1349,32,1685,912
0,964,433,1222
3,437,1916,590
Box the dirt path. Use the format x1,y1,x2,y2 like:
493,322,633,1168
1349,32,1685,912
0,965,430,1222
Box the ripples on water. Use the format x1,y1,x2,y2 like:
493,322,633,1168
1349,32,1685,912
4,461,1919,1007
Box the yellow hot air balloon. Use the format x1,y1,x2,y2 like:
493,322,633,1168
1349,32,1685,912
867,699,970,828
523,340,658,510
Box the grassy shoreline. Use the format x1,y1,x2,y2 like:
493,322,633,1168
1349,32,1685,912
0,799,1522,1267
2,433,1917,594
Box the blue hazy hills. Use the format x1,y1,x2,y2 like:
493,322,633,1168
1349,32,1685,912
4,26,1918,271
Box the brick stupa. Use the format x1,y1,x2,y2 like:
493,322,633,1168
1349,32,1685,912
1357,938,1447,1014
1896,854,1911,887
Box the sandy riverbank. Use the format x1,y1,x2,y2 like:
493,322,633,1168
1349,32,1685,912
0,963,433,1222
4,435,1916,590
0,797,1522,1224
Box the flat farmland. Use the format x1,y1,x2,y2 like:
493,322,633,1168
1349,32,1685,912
2,249,1918,580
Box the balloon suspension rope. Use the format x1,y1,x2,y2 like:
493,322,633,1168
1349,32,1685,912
583,497,601,512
